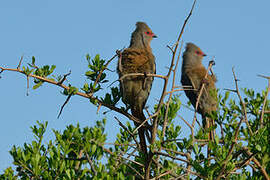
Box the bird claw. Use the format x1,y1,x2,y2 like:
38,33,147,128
201,78,209,85
116,50,122,58
144,72,148,77
209,60,215,66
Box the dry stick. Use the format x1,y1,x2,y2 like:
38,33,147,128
162,147,191,160
150,169,174,180
126,163,144,179
145,1,197,179
179,115,193,131
154,151,189,163
257,74,270,129
227,151,254,177
165,87,193,95
162,42,183,137
216,69,250,179
152,0,197,143
179,166,206,179
154,42,184,177
100,143,144,167
85,153,97,176
170,115,194,176
232,68,253,136
114,117,140,149
242,147,270,180
216,118,244,179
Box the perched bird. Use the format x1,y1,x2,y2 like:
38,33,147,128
117,22,157,154
181,42,217,140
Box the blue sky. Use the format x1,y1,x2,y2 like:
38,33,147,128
0,0,269,171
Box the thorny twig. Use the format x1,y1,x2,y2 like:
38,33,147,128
0,57,150,128
242,147,270,180
232,68,253,135
57,70,71,85
57,92,73,119
114,117,140,149
257,74,270,129
145,1,197,178
155,42,183,175
216,69,252,179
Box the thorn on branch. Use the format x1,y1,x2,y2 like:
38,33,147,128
166,45,174,53
26,76,30,96
57,70,71,85
17,55,24,70
223,88,237,93
97,103,102,113
57,93,73,119
257,74,270,80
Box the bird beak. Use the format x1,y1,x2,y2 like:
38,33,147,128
203,53,207,57
152,34,157,38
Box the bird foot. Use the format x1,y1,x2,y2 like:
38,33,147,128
201,78,209,85
209,60,215,66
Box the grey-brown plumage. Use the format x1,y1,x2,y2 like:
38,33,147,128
117,22,157,153
181,42,217,140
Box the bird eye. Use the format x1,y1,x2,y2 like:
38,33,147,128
196,51,202,55
195,50,206,57
145,31,151,35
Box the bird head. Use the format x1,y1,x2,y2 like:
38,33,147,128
185,42,206,59
130,22,157,49
182,42,206,68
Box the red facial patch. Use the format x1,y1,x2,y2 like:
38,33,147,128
145,31,153,36
196,50,206,56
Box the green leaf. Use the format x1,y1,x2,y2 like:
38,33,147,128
32,56,36,65
255,145,261,151
194,143,199,154
33,82,43,89
85,71,95,76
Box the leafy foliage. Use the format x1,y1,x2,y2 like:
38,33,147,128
1,54,269,179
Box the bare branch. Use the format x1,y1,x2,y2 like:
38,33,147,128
232,68,253,135
153,151,189,163
0,66,150,129
216,115,244,180
257,74,270,129
114,117,140,149
146,1,197,177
